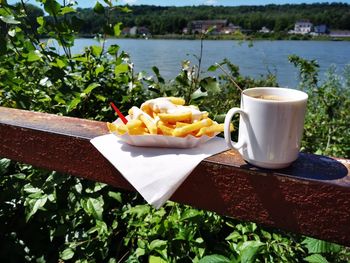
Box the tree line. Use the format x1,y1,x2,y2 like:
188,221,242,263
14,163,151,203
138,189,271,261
78,3,350,35
7,2,350,36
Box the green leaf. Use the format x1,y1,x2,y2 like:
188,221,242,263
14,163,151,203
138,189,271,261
36,16,44,26
108,191,122,203
87,225,99,234
23,185,42,193
240,241,264,263
93,2,105,14
181,209,201,221
60,247,74,260
152,66,160,75
24,40,35,51
225,231,241,242
54,93,66,104
72,55,88,63
60,6,76,15
96,64,105,75
200,77,220,93
93,182,106,192
149,255,167,263
44,0,61,16
135,248,145,258
55,58,66,68
127,205,150,218
81,197,104,220
95,220,108,235
8,29,16,37
0,15,20,24
91,45,102,57
205,25,216,34
114,64,129,75
207,64,219,72
108,44,120,55
118,6,132,13
12,173,26,180
103,0,113,7
199,254,231,263
83,83,100,96
74,182,82,194
95,94,107,102
152,66,164,83
67,96,81,113
27,50,42,62
112,218,118,230
149,240,167,251
261,230,272,240
26,196,48,221
304,254,329,263
0,158,11,174
59,34,74,47
214,114,226,123
114,22,122,37
302,237,341,254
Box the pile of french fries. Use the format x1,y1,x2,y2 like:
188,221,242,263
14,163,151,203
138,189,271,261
107,97,233,137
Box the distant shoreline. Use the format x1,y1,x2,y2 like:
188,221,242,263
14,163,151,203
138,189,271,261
78,34,350,42
152,34,350,41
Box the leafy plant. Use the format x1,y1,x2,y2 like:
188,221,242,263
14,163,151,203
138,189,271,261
290,55,350,158
0,1,350,263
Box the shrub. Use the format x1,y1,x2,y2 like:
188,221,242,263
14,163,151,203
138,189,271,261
0,1,349,262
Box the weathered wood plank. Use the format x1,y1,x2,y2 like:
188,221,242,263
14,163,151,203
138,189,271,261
1,106,349,245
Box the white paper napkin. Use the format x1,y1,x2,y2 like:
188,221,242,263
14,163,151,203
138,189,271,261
90,134,228,208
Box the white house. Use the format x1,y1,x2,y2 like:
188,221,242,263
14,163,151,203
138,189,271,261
259,26,271,33
129,26,138,36
294,20,313,34
220,23,241,34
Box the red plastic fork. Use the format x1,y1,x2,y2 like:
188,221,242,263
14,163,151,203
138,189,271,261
110,102,128,124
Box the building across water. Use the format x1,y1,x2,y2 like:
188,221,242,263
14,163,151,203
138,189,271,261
183,20,241,35
292,20,313,34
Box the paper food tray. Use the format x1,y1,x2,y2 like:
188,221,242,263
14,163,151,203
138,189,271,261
111,117,218,148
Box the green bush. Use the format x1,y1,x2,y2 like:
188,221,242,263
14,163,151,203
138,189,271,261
0,1,349,262
289,55,350,158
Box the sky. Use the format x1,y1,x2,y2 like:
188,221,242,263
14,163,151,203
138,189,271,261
7,0,350,8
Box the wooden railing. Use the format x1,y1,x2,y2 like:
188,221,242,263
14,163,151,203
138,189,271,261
1,106,349,246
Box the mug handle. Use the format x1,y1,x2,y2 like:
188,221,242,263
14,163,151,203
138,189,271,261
224,107,246,150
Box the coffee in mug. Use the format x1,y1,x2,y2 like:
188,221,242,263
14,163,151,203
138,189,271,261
224,87,308,169
250,94,289,101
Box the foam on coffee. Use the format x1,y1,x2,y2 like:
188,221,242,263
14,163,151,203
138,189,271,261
250,94,289,101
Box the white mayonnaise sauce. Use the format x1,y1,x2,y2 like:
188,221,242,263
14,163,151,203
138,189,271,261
130,106,158,125
141,97,206,122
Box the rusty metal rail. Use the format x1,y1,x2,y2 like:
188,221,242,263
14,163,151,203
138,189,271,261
1,106,350,246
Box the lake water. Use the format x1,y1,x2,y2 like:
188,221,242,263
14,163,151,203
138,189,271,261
67,39,350,87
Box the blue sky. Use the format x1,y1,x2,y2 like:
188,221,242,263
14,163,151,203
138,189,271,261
8,0,350,8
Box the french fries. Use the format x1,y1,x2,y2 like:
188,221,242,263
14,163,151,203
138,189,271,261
108,97,233,137
158,112,192,123
157,121,174,136
173,118,213,137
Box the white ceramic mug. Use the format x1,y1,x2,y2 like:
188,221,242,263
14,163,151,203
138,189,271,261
224,87,308,169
